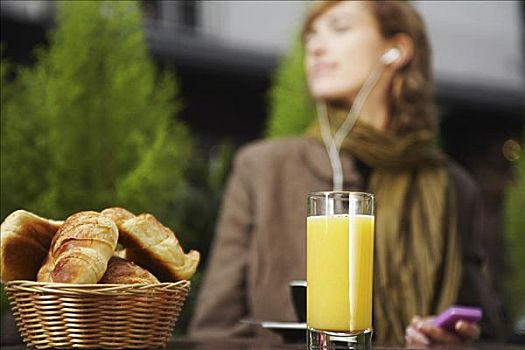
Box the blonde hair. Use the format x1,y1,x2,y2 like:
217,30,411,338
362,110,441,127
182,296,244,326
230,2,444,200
303,1,437,135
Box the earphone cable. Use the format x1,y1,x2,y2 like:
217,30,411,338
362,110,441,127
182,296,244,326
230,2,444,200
316,59,389,191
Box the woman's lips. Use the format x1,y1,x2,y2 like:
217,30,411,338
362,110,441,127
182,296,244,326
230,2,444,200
312,62,338,77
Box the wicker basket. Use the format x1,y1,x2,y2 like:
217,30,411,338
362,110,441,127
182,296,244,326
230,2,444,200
4,280,190,349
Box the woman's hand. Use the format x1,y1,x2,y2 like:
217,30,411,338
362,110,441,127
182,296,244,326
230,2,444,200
405,315,481,347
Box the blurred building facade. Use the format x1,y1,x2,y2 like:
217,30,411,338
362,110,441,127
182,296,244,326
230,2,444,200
2,1,523,136
2,0,524,303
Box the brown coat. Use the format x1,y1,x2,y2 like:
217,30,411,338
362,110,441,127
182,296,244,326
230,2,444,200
188,137,504,340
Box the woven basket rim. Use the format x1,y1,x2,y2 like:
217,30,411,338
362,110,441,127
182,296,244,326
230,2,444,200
5,279,189,288
4,279,190,295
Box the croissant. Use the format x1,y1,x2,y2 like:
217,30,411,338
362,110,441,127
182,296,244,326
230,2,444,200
100,207,135,227
0,210,63,282
119,214,200,282
37,211,118,283
100,207,136,246
99,256,159,284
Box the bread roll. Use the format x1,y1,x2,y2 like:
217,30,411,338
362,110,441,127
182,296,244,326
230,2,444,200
37,211,118,283
120,214,200,282
1,210,63,282
99,256,159,284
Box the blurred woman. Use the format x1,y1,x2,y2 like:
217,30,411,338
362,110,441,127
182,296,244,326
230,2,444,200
189,1,504,345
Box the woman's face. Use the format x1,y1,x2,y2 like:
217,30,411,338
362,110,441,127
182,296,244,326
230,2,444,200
305,1,390,103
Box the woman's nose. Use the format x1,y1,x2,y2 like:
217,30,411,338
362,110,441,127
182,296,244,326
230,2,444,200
306,35,327,57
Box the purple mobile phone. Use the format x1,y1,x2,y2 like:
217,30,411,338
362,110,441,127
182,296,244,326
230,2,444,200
433,306,482,331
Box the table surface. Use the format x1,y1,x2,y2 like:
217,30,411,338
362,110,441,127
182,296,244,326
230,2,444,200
3,337,524,350
177,338,524,350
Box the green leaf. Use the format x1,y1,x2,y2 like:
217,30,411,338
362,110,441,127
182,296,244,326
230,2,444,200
266,35,316,138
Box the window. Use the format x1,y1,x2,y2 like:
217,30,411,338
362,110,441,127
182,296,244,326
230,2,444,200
140,0,200,34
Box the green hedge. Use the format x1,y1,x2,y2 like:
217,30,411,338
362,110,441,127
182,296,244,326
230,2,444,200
1,1,190,224
266,38,315,138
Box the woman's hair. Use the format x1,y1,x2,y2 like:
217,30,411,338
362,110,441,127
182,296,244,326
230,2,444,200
303,1,437,135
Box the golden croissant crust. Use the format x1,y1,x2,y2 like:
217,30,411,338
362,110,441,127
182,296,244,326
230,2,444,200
100,207,135,228
37,211,118,284
99,256,159,284
1,210,63,282
119,214,200,282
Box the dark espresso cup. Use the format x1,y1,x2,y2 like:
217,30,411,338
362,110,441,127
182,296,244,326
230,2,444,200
289,280,307,323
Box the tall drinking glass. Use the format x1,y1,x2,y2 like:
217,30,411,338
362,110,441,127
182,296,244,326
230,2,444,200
307,191,375,349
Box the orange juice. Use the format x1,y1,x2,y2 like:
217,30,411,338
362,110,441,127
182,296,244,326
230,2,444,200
307,214,374,332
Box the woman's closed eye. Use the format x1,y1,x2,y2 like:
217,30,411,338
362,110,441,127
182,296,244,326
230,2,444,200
330,18,352,32
328,13,354,33
333,23,352,33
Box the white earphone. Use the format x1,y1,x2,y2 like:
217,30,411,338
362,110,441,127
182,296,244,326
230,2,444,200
380,48,401,65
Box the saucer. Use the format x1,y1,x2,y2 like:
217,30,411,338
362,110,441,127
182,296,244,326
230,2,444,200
242,319,306,343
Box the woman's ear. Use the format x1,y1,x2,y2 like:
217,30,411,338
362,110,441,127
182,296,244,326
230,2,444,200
389,33,415,68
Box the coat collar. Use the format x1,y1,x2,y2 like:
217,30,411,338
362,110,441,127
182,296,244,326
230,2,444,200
299,137,363,190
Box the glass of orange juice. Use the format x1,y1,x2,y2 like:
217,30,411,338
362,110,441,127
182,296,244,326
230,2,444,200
307,191,374,349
